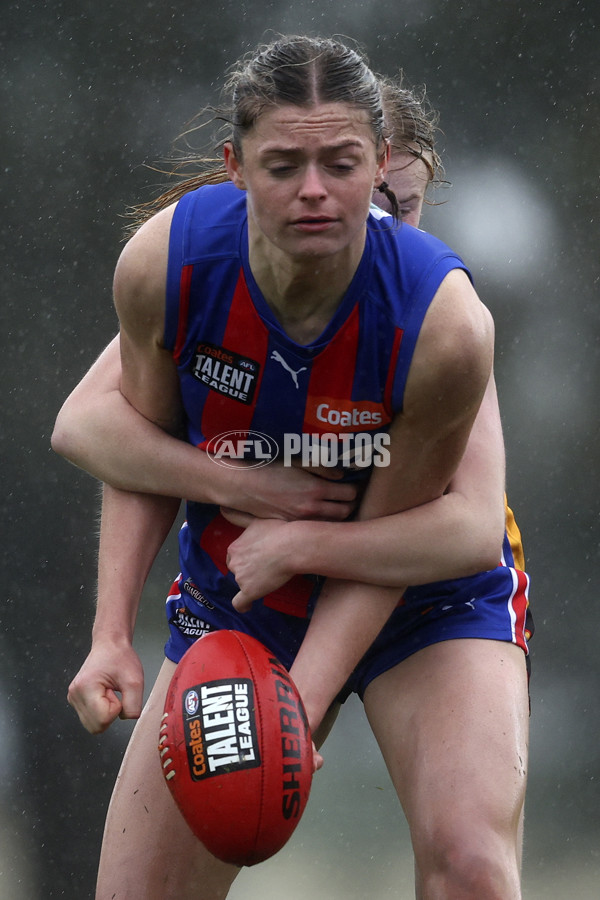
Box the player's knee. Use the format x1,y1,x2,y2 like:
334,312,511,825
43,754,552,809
415,824,520,899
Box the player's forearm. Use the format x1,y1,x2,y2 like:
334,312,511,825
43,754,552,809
53,389,227,502
290,579,402,730
279,489,503,588
92,485,180,644
54,391,287,513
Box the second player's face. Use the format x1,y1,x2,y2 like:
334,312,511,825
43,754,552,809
379,150,432,227
227,102,387,262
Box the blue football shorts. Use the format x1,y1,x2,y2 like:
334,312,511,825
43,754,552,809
164,562,533,700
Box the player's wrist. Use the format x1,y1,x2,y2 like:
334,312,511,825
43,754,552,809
283,520,325,575
201,456,255,508
288,661,334,735
297,691,330,737
279,520,312,574
90,624,136,649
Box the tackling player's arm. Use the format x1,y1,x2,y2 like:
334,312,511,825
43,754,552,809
224,372,505,594
288,269,496,731
51,338,357,521
68,209,181,733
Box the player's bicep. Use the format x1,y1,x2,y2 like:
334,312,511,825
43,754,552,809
113,205,183,433
446,374,506,544
449,374,505,503
118,326,183,434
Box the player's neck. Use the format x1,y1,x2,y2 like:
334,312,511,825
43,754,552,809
248,225,364,344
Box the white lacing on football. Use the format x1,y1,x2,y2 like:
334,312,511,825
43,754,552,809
158,713,175,780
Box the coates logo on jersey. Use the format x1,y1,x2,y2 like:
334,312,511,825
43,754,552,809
205,430,279,468
191,342,260,405
304,396,392,431
183,679,261,781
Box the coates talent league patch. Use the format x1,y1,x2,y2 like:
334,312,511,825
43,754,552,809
190,342,260,404
183,678,261,781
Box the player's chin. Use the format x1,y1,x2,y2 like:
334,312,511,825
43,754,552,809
280,226,349,259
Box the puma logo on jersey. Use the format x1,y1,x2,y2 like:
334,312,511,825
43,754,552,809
270,351,307,389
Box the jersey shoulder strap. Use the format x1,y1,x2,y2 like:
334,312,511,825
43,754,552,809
164,182,246,352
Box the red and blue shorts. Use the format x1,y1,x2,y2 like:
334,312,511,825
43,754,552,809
164,562,533,700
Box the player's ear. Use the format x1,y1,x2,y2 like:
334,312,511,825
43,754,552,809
224,142,246,190
374,139,391,190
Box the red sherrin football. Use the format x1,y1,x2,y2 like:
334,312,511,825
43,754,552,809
159,630,313,866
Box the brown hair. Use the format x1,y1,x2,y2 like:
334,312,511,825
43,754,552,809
125,38,449,235
380,74,444,184
223,35,385,154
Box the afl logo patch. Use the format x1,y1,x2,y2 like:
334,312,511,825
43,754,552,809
185,689,200,716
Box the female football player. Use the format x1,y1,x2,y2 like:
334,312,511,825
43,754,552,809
53,37,530,900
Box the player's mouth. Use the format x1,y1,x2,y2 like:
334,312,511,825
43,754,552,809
291,216,338,233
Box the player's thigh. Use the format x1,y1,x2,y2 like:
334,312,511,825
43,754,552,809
97,658,240,900
363,639,530,846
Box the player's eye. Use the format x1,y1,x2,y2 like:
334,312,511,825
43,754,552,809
268,165,297,176
398,203,419,220
327,158,357,174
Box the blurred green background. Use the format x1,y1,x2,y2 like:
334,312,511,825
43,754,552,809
1,0,598,896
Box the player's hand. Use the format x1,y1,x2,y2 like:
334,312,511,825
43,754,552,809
223,509,295,612
312,742,324,772
226,459,358,522
67,640,144,734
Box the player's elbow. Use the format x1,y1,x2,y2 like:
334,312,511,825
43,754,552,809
51,399,85,464
451,489,506,576
475,536,504,573
472,508,506,573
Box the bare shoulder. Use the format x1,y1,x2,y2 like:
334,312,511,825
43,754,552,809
422,268,494,363
405,268,495,429
112,203,182,429
113,204,177,343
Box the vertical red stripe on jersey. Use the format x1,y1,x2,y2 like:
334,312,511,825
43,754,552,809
200,515,313,618
510,567,531,653
263,576,314,618
304,304,360,433
383,326,404,416
199,513,242,575
200,271,268,439
174,265,194,364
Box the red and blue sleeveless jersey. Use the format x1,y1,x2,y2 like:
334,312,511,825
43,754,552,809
163,182,473,617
